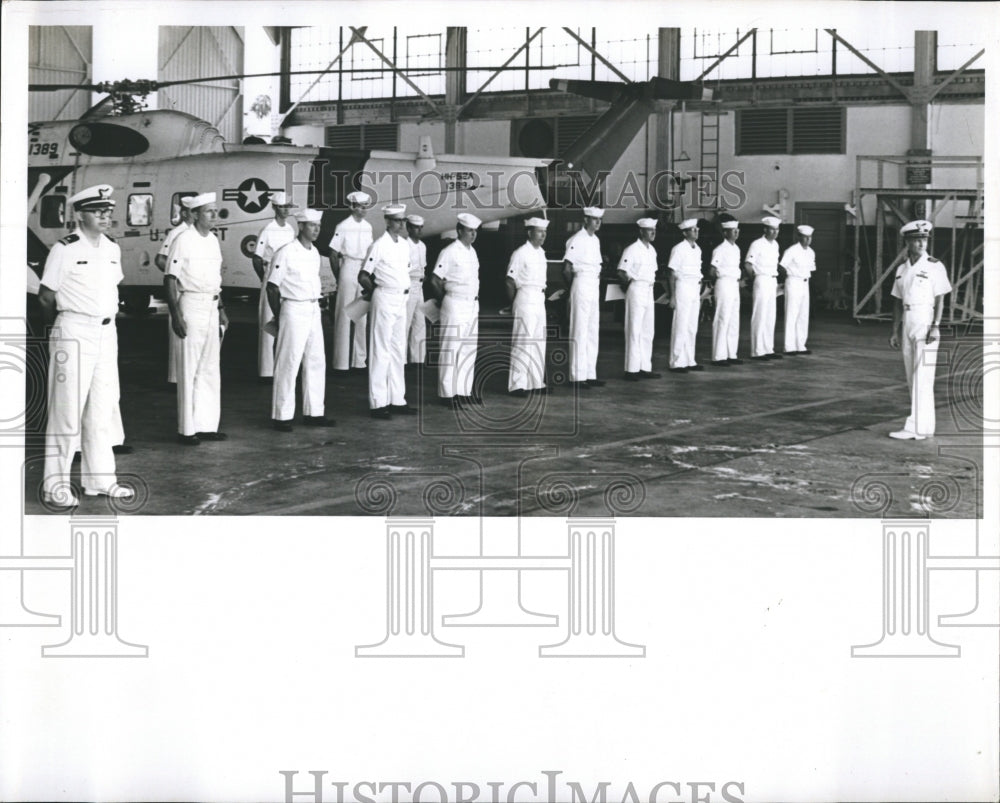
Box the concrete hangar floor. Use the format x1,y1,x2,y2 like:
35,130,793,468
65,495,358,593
23,298,983,518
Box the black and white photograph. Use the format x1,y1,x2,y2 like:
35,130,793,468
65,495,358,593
1,1,997,801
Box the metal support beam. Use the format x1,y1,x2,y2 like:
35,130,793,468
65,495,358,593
655,28,680,177
444,27,466,152
910,30,936,151
456,27,544,120
562,27,632,84
695,28,757,82
824,29,912,100
278,26,364,126
349,26,443,118
927,48,985,102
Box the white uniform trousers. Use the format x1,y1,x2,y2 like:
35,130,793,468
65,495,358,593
331,257,367,370
669,277,701,369
712,277,741,361
624,281,655,373
509,289,547,391
43,312,120,496
257,280,275,377
167,310,181,383
750,275,778,357
438,295,479,398
177,294,221,436
568,276,600,381
368,288,408,409
405,280,427,364
272,300,326,421
900,308,940,436
783,277,810,352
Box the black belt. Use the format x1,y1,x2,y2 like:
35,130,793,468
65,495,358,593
102,318,111,325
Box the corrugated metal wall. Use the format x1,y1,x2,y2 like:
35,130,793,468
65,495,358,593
29,26,93,121
158,27,245,142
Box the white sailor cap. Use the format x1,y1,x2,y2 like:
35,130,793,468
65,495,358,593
583,207,605,219
189,192,217,209
347,191,372,206
179,196,198,209
270,191,295,207
900,219,933,236
69,184,115,211
796,224,814,236
721,220,739,230
762,216,782,228
297,208,323,223
637,218,658,230
382,204,407,219
457,213,483,229
678,218,698,231
524,217,550,230
406,214,425,227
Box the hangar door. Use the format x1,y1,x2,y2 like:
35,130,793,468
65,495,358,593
158,26,244,143
29,26,93,121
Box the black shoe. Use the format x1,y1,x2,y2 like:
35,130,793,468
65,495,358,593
303,416,336,427
727,358,745,365
623,372,641,382
112,443,134,455
389,405,417,416
768,353,783,360
782,351,798,357
197,431,228,441
509,389,530,397
570,381,591,390
799,349,812,355
369,407,392,420
468,395,484,406
639,370,663,379
329,368,350,376
750,355,769,361
440,397,459,408
272,419,294,432
710,360,729,367
177,434,200,446
668,367,689,374
350,366,368,375
687,365,704,372
586,379,606,387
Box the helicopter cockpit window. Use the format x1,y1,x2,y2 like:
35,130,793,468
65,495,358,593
40,196,66,228
171,192,197,226
127,193,154,227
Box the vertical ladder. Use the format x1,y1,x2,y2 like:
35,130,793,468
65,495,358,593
699,108,721,210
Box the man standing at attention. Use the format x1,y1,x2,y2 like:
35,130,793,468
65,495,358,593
779,224,816,355
710,219,744,366
888,219,951,440
252,191,297,382
165,192,228,446
506,217,550,397
38,184,134,506
155,194,195,386
617,218,661,381
745,216,783,361
329,190,373,374
667,218,705,373
404,214,428,367
562,207,606,389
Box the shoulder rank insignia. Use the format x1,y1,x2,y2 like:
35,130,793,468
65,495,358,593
58,233,80,245
103,233,117,244
927,256,940,263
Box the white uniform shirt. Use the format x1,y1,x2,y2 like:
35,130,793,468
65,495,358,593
330,216,374,261
364,232,411,291
254,219,297,270
563,229,603,276
506,242,548,291
158,221,190,259
780,243,817,278
434,241,480,298
891,253,952,307
41,233,123,318
668,240,703,279
618,240,658,283
408,238,427,282
268,239,322,301
166,228,223,294
711,240,742,278
745,237,780,277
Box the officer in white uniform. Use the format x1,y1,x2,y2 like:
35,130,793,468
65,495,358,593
358,205,416,419
779,224,816,355
156,195,195,386
329,190,374,373
429,213,484,406
745,216,783,360
617,218,661,380
38,185,134,506
710,219,743,366
506,217,550,396
404,214,428,365
667,219,705,372
562,207,606,388
888,220,952,440
267,208,334,431
165,192,228,445
253,191,298,381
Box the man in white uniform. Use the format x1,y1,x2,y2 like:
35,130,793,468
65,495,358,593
253,191,298,381
38,184,134,506
165,192,229,445
888,219,951,440
745,216,783,360
359,205,416,420
267,208,335,431
404,214,428,365
617,218,661,381
710,219,744,366
506,217,550,396
562,207,606,388
329,190,373,373
429,213,484,407
667,218,705,373
779,224,816,355
156,195,195,386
